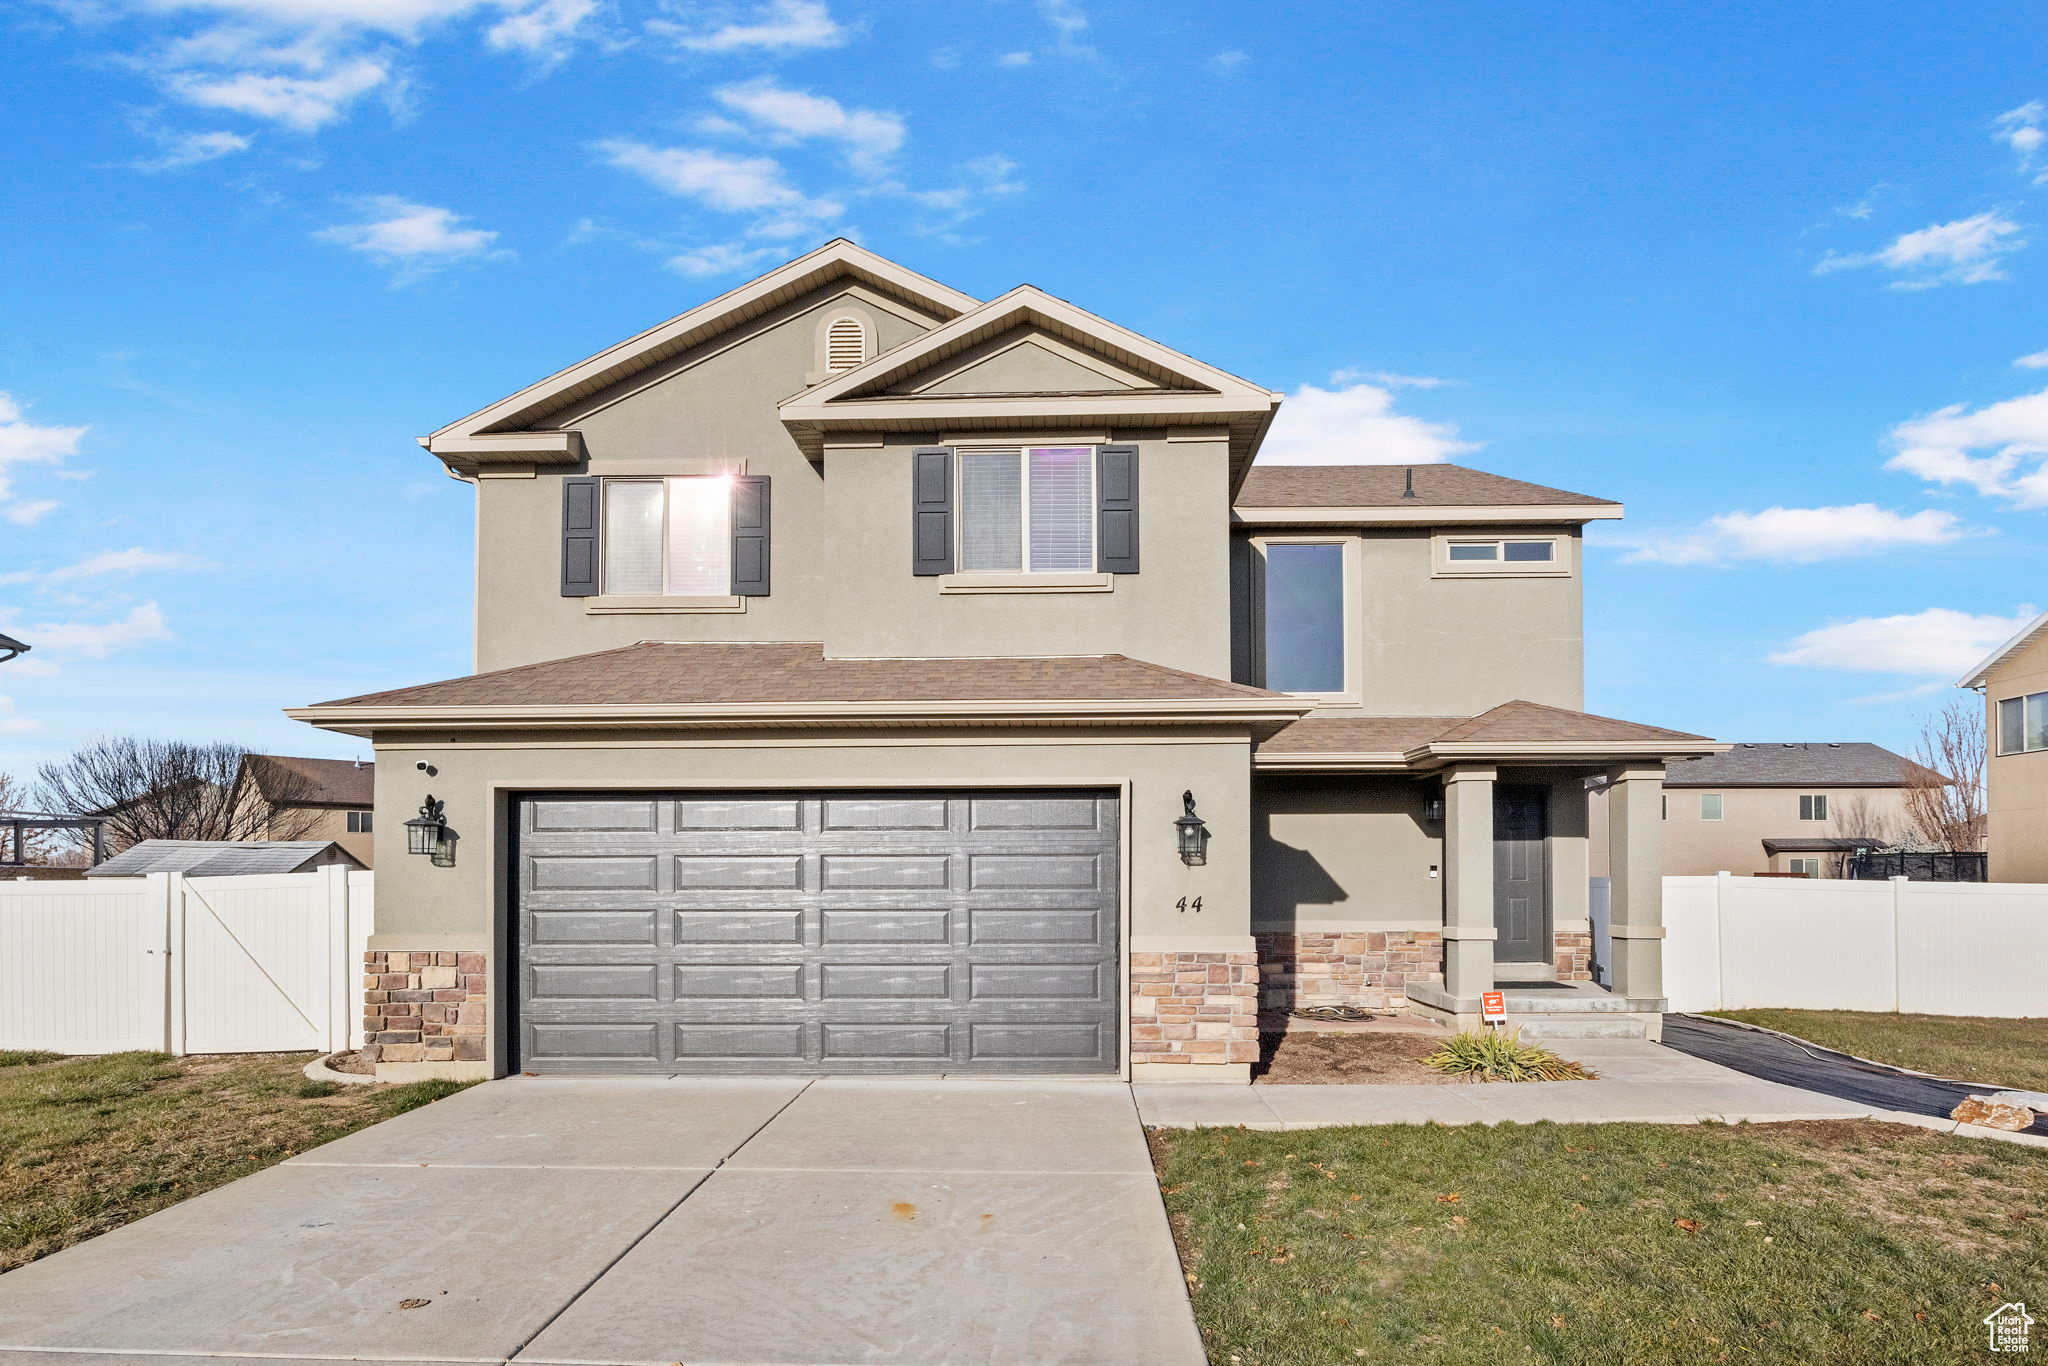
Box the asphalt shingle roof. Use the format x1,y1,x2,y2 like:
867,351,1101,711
1234,464,1617,509
243,754,373,806
85,840,362,877
1664,742,1931,787
1257,701,1711,754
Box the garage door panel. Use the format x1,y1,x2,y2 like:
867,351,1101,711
516,790,1119,1075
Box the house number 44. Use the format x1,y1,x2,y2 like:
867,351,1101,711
1175,897,1203,914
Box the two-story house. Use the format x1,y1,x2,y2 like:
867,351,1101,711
291,241,1722,1083
1963,609,2048,882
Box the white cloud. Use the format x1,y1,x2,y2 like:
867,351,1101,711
599,139,841,218
1036,0,1094,58
485,0,596,60
315,195,505,277
1257,375,1478,466
2,603,173,665
901,154,1024,234
170,57,392,130
1770,606,2037,678
0,548,209,587
710,79,904,174
0,393,87,526
1817,211,2026,289
1886,385,2048,506
1211,49,1247,73
131,127,252,171
664,241,786,277
1997,101,2046,174
1330,367,1453,389
0,694,38,736
660,0,845,53
1620,504,1970,566
2016,350,2048,369
996,50,1031,67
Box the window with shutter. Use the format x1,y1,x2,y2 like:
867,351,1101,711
600,476,735,595
825,317,868,372
955,446,1096,573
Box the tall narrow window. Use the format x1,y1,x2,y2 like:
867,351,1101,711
825,317,868,372
1261,542,1346,694
956,446,1095,572
602,477,732,595
1799,794,1829,821
1699,793,1723,821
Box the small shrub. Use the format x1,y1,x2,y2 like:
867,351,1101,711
1424,1028,1596,1082
0,1052,63,1069
293,1080,341,1099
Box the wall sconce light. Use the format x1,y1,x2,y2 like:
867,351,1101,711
406,795,455,867
1175,789,1210,866
1423,795,1446,823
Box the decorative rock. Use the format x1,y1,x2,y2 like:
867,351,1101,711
1952,1095,2035,1131
1989,1090,2048,1113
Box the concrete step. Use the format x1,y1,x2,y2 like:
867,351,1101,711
1513,1015,1648,1041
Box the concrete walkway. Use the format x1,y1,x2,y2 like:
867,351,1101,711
0,1078,1204,1366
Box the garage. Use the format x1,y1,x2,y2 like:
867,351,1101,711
511,789,1122,1075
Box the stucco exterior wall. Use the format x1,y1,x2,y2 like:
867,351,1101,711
1590,784,1914,877
1986,631,2048,882
1230,526,1584,716
1250,775,1443,931
367,727,1255,1076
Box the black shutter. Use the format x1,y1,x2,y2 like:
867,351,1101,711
561,476,600,597
731,475,770,596
911,446,954,576
1096,444,1140,573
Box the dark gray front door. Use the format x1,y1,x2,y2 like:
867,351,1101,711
512,790,1121,1075
1492,786,1550,963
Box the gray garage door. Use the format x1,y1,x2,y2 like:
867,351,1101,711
512,790,1121,1075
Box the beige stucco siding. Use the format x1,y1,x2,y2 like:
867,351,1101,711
367,727,1255,1074
1231,526,1584,715
1589,784,1913,876
1986,631,2048,882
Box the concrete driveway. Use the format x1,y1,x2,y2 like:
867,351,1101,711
0,1078,1204,1366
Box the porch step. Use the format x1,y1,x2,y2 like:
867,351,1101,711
1512,1015,1648,1041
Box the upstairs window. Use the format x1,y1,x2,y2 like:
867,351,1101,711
1999,692,2048,754
346,810,373,834
603,476,732,596
1700,793,1723,821
1798,794,1829,822
1433,533,1569,577
1259,541,1348,695
957,446,1095,572
1446,539,1556,563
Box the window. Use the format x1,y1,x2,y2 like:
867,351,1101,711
1432,533,1569,577
1700,793,1723,821
1799,794,1828,821
1999,692,2048,754
1261,542,1347,694
346,810,373,834
602,476,732,596
1788,858,1821,877
1445,539,1556,562
957,447,1095,572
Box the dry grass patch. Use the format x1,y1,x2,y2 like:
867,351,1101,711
0,1051,471,1271
1707,1009,2048,1092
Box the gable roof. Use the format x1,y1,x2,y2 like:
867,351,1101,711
85,840,365,877
1959,607,2048,688
288,641,1310,736
1662,741,1934,787
240,754,374,807
425,240,978,471
1237,464,1618,509
1255,700,1721,770
778,284,1283,469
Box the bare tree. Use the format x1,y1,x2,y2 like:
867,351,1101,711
0,772,63,864
1902,699,1986,853
34,739,324,854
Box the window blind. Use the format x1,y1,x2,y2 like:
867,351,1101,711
603,481,665,596
665,476,732,595
958,449,1023,571
1028,447,1094,571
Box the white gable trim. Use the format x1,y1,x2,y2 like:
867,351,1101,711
1959,606,2048,689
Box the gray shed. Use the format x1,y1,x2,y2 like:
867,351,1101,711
83,840,367,878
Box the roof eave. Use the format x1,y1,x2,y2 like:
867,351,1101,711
1405,739,1731,769
1959,607,2048,688
1232,503,1624,526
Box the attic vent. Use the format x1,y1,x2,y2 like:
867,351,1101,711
825,317,869,373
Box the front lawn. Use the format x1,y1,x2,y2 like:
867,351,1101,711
1706,1009,2048,1092
1153,1119,2048,1365
0,1050,470,1271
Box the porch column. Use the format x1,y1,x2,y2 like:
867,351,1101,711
1605,763,1666,999
1440,763,1496,1000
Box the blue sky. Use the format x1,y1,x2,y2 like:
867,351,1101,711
3,0,2046,776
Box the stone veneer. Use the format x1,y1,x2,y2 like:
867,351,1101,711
361,951,487,1066
1552,930,1594,982
1254,929,1445,1010
1129,951,1260,1066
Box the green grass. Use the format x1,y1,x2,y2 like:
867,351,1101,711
0,1051,473,1271
1153,1119,2048,1365
1707,1009,2048,1092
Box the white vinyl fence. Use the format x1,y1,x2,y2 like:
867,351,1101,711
1663,872,2048,1017
0,867,373,1055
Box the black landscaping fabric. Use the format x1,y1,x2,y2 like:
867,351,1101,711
1660,1015,2048,1136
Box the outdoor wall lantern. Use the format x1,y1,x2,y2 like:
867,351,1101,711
406,795,455,867
1175,790,1210,866
1423,795,1446,823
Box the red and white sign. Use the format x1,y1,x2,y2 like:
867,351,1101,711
1479,990,1508,1024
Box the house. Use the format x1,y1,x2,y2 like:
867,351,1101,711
1592,741,1929,878
232,754,377,867
289,240,1723,1083
84,839,366,877
1961,608,2048,883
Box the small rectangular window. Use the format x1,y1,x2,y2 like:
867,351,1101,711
1502,541,1556,562
1799,794,1828,821
1789,858,1821,877
1435,534,1567,575
346,811,373,834
1446,543,1499,561
601,476,733,596
957,446,1094,573
1700,793,1723,821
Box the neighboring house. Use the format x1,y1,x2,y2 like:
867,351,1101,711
84,840,366,877
1961,609,2048,883
232,754,377,867
1593,742,1929,878
290,240,1723,1083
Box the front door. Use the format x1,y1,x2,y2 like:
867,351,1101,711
1493,786,1550,963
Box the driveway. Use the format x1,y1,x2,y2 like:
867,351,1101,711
0,1078,1204,1366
